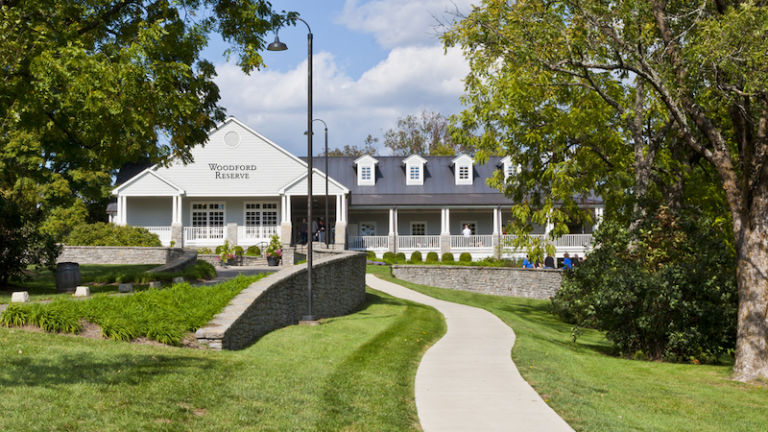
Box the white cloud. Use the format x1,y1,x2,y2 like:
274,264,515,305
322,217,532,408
215,45,469,156
338,0,474,49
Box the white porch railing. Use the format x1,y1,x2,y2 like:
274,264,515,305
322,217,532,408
348,235,389,250
398,235,441,250
238,225,280,242
555,234,593,248
183,226,224,243
451,235,493,249
142,226,171,246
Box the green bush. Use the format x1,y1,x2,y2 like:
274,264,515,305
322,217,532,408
395,252,406,264
65,222,161,247
459,252,472,262
182,260,216,280
197,247,214,254
366,250,377,259
425,252,439,263
234,246,244,256
215,245,225,254
382,252,395,261
410,251,423,263
552,212,738,363
245,245,261,256
441,252,454,262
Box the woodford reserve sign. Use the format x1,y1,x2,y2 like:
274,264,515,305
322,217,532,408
208,163,258,179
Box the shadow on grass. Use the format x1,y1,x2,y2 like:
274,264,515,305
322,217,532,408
0,353,215,388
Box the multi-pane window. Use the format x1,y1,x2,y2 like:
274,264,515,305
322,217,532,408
411,222,426,235
361,166,372,181
360,222,376,236
505,164,516,178
409,166,420,181
459,166,470,180
245,202,278,226
191,202,224,227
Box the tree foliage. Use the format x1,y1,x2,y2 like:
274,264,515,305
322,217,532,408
383,110,470,156
324,134,380,156
445,0,768,380
0,0,285,220
0,196,60,288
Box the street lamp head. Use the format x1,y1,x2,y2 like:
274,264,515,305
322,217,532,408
267,34,288,51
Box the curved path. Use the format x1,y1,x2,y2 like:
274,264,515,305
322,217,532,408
366,274,574,432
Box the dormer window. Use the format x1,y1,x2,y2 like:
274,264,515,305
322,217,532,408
354,155,378,186
403,155,427,186
500,156,520,182
452,154,474,185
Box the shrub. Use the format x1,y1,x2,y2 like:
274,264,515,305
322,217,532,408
65,222,161,247
410,251,423,263
395,252,406,263
197,247,213,254
0,304,31,327
234,246,244,256
366,250,377,259
459,252,472,262
215,245,225,254
245,245,261,256
382,252,395,261
552,212,738,363
426,252,439,263
441,252,454,262
182,260,216,280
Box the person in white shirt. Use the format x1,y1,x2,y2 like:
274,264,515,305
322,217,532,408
462,224,472,237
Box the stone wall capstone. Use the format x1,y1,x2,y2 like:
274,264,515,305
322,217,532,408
57,246,185,265
391,265,563,299
195,250,367,350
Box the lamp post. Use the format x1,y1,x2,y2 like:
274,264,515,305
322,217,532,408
313,119,329,248
268,18,315,321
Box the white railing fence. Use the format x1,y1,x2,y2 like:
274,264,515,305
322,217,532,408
238,225,280,241
398,235,441,250
450,234,493,248
348,236,389,250
183,226,224,242
142,226,171,245
555,234,593,248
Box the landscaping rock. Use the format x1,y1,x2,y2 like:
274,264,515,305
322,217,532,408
149,281,162,289
10,292,30,303
118,283,133,293
74,286,90,297
172,277,185,284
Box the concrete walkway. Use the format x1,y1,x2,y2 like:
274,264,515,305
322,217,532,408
366,274,574,432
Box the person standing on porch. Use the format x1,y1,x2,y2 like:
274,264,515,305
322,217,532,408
311,218,319,241
318,218,326,243
462,224,472,237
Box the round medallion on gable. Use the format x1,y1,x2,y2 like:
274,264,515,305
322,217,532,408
224,131,240,148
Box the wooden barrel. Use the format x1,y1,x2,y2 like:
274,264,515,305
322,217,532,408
55,262,81,293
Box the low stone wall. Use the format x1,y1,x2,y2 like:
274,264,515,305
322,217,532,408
57,246,185,265
148,249,198,274
197,254,268,267
391,265,563,300
196,250,367,350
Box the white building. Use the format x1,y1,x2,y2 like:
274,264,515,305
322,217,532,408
111,118,602,259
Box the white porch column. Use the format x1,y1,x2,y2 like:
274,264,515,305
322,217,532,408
594,206,604,231
440,207,451,254
334,194,347,247
492,207,501,259
119,195,127,225
116,194,123,225
280,194,292,244
171,195,183,247
388,208,396,253
171,195,178,224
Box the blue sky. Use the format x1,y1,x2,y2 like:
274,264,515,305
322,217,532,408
201,0,474,156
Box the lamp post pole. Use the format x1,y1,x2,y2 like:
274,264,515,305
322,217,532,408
268,18,315,321
312,118,329,248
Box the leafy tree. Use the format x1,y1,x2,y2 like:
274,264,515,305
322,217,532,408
0,196,60,288
0,0,287,223
445,1,768,380
383,110,469,156
324,135,379,156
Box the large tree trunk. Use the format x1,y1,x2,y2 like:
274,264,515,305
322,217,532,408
733,211,768,381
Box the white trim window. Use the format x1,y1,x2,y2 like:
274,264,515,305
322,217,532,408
359,222,376,236
411,221,427,235
191,202,224,228
354,155,378,186
245,202,278,227
403,155,427,186
452,154,474,185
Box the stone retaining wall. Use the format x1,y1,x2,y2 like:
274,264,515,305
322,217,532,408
196,250,367,350
57,246,185,265
391,265,563,299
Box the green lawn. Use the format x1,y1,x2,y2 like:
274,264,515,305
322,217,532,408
0,286,445,431
1,264,158,304
367,265,768,432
